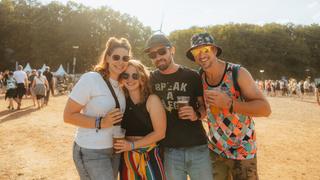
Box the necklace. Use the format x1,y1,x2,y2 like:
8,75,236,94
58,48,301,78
109,78,119,88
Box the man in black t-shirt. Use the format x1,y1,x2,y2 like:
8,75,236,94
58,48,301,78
43,67,54,105
145,34,213,180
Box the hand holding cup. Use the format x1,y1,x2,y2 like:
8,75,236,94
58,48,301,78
101,108,123,128
204,90,232,110
177,96,198,121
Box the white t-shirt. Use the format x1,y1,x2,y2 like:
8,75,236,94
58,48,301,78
303,81,309,90
13,70,27,83
69,72,126,149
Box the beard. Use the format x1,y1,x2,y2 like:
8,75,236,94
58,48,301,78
156,58,172,71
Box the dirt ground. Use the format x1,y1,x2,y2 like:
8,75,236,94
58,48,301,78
0,94,319,180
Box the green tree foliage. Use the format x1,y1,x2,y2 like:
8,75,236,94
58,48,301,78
169,23,319,79
0,0,319,80
0,0,152,72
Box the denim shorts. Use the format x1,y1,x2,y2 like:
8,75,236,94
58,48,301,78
73,142,120,180
164,144,213,180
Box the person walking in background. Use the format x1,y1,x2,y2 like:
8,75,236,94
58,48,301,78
13,65,28,110
63,37,131,180
28,69,37,106
303,79,310,96
186,32,271,180
32,71,49,109
0,71,4,94
43,66,54,105
5,71,18,110
145,34,213,180
114,60,167,180
316,83,320,106
25,71,31,97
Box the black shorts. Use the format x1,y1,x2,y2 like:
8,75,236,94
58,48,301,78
36,95,45,100
16,83,26,99
5,89,17,99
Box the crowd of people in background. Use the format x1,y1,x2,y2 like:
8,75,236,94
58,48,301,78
256,78,319,101
1,65,319,111
0,65,75,110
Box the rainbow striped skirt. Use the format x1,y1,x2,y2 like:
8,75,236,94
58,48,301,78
119,144,166,180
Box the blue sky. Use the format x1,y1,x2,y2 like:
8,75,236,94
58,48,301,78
40,0,320,34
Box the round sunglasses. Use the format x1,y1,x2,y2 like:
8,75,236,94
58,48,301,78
121,72,140,80
147,47,168,59
112,54,130,62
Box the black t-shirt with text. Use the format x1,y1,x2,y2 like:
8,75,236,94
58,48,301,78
150,66,207,148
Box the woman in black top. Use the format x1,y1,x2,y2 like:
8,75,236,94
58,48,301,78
114,60,166,180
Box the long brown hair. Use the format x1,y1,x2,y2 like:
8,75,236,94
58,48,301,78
120,60,152,103
94,37,132,78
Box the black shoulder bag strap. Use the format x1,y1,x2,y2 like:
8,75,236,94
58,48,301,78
104,78,120,109
232,64,241,94
102,75,121,126
98,72,120,108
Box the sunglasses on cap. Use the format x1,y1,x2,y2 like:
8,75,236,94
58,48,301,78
121,72,140,80
147,47,169,59
112,54,130,62
191,46,212,58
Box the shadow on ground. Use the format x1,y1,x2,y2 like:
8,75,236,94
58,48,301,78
0,105,37,123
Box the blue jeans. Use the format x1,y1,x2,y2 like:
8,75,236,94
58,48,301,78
164,144,213,180
73,142,120,180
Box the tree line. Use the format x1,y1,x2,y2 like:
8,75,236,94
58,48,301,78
1,0,319,79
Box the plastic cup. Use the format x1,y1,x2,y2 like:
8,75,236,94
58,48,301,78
177,96,190,119
112,126,125,152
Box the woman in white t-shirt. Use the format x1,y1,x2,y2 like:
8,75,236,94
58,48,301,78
64,37,131,180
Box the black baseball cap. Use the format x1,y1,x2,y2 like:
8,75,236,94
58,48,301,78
144,34,172,53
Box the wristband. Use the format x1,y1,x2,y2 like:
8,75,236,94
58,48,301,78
229,98,234,114
130,142,135,150
95,116,102,132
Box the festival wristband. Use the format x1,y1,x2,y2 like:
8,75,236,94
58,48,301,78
130,142,135,150
95,117,102,132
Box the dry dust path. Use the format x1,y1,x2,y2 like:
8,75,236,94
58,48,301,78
0,94,319,180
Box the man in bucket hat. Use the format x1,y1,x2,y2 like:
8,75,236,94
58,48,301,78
187,32,271,180
145,33,213,180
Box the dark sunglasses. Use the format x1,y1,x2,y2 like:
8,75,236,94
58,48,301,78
121,72,139,80
147,47,168,59
112,54,130,62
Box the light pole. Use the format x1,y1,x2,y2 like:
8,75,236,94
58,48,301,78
72,46,79,75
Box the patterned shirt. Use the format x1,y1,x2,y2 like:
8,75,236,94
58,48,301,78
201,62,257,160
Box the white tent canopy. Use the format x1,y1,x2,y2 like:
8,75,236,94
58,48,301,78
40,64,47,72
54,64,68,76
37,64,47,73
23,63,32,72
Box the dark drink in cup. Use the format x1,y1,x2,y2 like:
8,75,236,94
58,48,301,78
177,96,190,119
177,101,189,110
